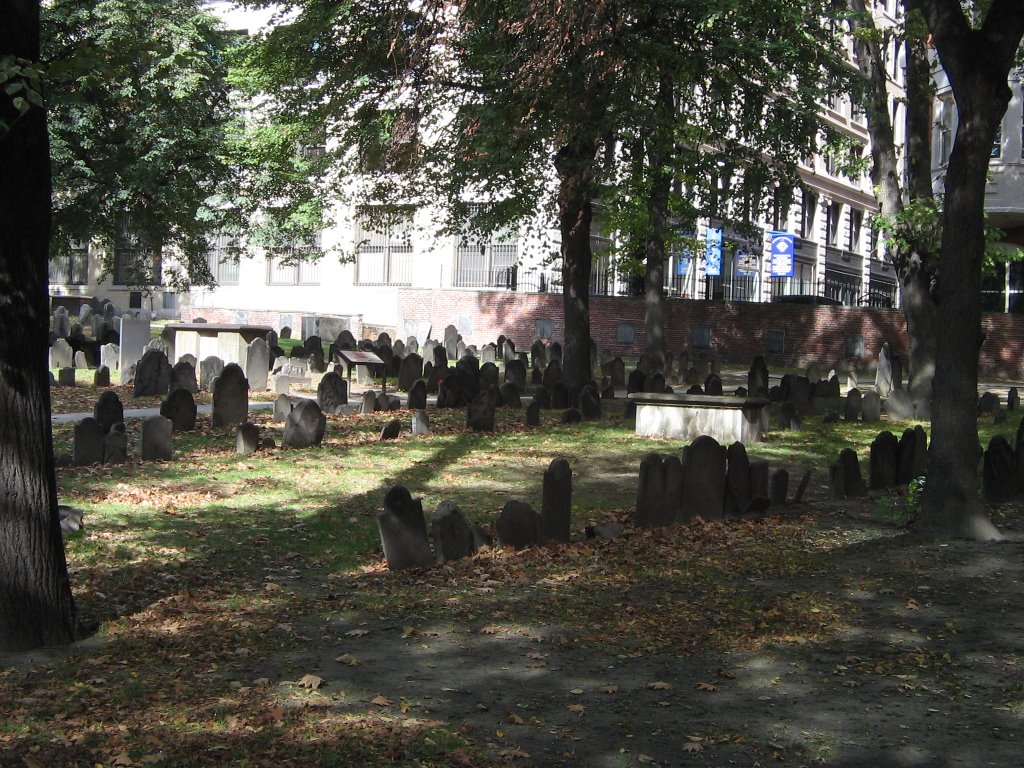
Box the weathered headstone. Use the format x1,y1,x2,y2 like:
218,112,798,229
748,355,769,399
100,343,119,371
844,388,862,421
317,371,349,413
211,363,249,427
103,426,128,464
407,379,427,410
431,501,477,562
93,366,110,388
245,338,271,391
504,358,527,390
1009,387,1019,412
282,400,326,448
769,468,789,505
861,390,882,423
886,389,915,421
749,460,770,500
681,436,726,522
140,415,173,461
50,338,73,369
725,442,752,518
495,499,542,550
200,356,225,391
542,360,562,390
499,382,522,408
875,342,893,397
978,391,1000,414
467,392,496,431
73,350,88,369
377,485,434,570
704,373,723,396
983,435,1017,503
57,367,75,387
838,447,867,496
160,388,197,431
133,349,171,397
577,384,601,420
170,361,198,393
73,418,105,466
116,316,151,382
380,419,401,441
412,409,430,435
541,458,573,543
273,393,293,423
399,353,424,391
778,401,801,430
869,430,899,490
236,422,261,455
525,400,541,427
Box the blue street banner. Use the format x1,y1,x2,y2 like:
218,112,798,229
705,227,723,277
769,231,796,278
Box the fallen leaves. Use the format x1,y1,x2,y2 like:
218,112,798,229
296,674,324,690
647,681,672,691
335,653,361,666
695,682,718,692
370,694,393,706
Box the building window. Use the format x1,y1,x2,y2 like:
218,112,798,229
991,121,1003,158
266,232,322,286
801,190,819,239
113,217,162,287
206,233,240,286
453,206,519,288
937,98,954,165
354,207,413,286
826,202,844,248
848,209,863,253
49,240,89,286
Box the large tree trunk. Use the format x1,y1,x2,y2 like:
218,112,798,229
642,72,673,375
915,0,1024,540
555,135,597,395
0,0,78,650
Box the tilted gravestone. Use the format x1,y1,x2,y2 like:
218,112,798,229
94,390,124,435
317,371,348,413
869,430,899,490
73,418,105,466
211,363,249,427
283,400,326,448
431,501,477,562
246,338,271,391
412,409,430,435
495,499,542,550
407,379,427,410
133,349,172,397
681,435,726,522
170,361,198,394
377,485,434,570
273,393,293,423
541,457,573,543
160,388,197,432
140,415,173,461
380,419,401,441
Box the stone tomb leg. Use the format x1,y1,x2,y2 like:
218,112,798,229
628,393,770,444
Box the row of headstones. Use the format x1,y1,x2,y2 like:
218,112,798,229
828,425,929,499
50,300,125,339
981,417,1024,503
376,458,575,570
634,435,810,527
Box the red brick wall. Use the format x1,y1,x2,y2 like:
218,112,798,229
396,288,1024,377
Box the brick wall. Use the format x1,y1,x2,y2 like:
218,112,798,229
395,288,1024,377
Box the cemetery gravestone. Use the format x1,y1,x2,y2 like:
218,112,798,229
140,415,173,461
246,338,271,391
283,400,326,448
495,500,543,550
94,391,124,434
73,418,105,466
869,431,899,490
377,485,434,570
211,363,249,427
861,390,882,423
681,436,726,522
431,501,477,562
160,388,197,432
541,458,573,543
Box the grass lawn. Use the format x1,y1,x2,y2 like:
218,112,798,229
3,378,1023,767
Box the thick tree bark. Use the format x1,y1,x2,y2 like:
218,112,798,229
642,72,673,375
916,0,1024,540
555,135,597,395
0,0,78,650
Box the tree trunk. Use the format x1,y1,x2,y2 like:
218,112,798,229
0,0,78,650
555,135,597,395
916,0,1024,539
643,72,672,375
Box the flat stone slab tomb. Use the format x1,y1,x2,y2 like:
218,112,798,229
628,393,770,444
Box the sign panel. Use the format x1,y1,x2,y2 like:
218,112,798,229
337,350,384,366
705,227,723,277
769,231,796,278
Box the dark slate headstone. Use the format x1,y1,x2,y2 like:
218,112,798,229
73,418,105,466
412,409,430,435
983,435,1017,503
844,388,862,421
502,338,516,362
317,371,349,413
467,392,496,431
724,442,751,519
550,381,569,409
542,360,562,390
283,400,326,448
378,485,434,570
749,460,770,500
93,366,110,388
211,363,249,427
94,390,124,435
890,354,903,392
548,341,562,364
704,373,723,396
236,422,260,455
681,436,726,522
828,462,846,500
627,368,646,394
978,391,1000,414
541,458,573,543
896,428,918,485
869,430,899,490
170,361,198,394
838,447,867,497
525,400,542,427
861,390,882,423
1009,387,1019,412
748,355,769,399
160,388,197,432
577,384,601,420
886,389,915,421
560,407,582,424
769,468,789,505
380,419,402,441
911,425,929,479
407,379,428,410
786,376,812,416
431,501,477,562
778,401,801,430
140,415,173,461
609,357,626,389
499,382,522,408
495,499,543,550
479,361,500,392
504,358,527,390
133,349,171,397
103,427,128,464
530,339,547,369
58,367,75,387
636,453,684,528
